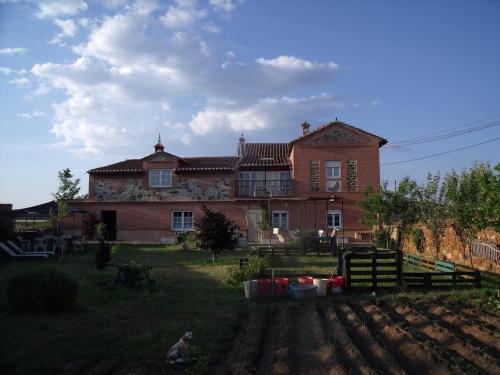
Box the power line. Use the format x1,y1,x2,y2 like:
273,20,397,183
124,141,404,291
386,120,500,147
381,137,500,166
388,114,500,145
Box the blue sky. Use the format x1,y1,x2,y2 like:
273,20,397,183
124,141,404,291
1,0,499,209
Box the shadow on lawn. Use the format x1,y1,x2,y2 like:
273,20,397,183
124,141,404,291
0,248,245,375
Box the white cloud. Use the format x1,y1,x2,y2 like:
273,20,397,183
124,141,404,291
209,0,241,12
0,47,27,55
370,100,380,108
18,111,48,119
161,0,207,29
202,22,221,33
189,93,344,135
50,18,78,44
29,2,342,156
9,77,30,87
35,0,87,19
256,56,338,71
0,66,27,75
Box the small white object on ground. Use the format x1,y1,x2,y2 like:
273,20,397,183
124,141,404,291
166,331,193,364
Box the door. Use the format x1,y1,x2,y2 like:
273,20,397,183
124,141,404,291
246,209,262,243
100,210,117,241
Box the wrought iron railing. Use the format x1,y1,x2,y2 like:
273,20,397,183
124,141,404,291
235,179,293,198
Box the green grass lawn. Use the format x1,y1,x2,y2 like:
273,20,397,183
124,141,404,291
0,244,498,374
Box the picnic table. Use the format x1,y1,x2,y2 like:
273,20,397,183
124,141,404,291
99,263,155,289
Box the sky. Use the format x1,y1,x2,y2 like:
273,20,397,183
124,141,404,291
0,0,499,209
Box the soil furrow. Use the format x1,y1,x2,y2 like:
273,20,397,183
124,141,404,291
256,307,291,375
443,300,500,331
412,301,500,360
385,301,497,375
289,304,340,375
318,304,375,375
216,308,267,375
335,303,406,375
351,300,458,375
271,307,292,375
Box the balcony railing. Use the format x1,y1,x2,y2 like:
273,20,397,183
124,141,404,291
235,179,293,198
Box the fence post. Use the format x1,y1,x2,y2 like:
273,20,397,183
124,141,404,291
424,273,431,288
396,250,403,287
371,253,377,291
475,270,481,288
344,254,351,292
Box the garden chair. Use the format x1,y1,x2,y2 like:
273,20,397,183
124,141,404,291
16,236,32,251
0,242,49,259
72,235,86,252
7,241,55,256
33,237,47,252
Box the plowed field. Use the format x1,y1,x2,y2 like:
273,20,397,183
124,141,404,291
216,298,500,375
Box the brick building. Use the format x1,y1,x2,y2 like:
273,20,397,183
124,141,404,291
68,121,387,243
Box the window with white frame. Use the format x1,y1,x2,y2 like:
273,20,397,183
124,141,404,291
272,211,288,229
327,209,342,229
149,169,172,187
325,161,341,192
172,211,193,231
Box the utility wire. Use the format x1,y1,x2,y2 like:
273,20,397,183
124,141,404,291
391,115,500,145
387,121,500,148
381,137,500,166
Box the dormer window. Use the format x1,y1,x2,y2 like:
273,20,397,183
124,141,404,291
149,169,172,187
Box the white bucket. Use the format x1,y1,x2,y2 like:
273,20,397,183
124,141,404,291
313,278,328,296
243,280,259,299
292,284,318,300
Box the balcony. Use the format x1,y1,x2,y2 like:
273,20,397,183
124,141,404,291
235,179,293,198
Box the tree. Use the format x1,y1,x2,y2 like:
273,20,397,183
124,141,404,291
415,172,449,259
195,205,239,262
53,168,80,233
359,177,418,250
443,162,496,265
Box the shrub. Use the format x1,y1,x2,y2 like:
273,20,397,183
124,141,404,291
6,269,79,313
411,227,425,252
226,255,270,287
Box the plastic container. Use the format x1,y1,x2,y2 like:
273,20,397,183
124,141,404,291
292,284,318,300
329,276,345,295
313,278,328,296
243,280,259,299
257,278,271,297
298,276,314,285
273,277,289,296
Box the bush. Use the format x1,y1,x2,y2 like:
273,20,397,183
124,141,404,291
6,269,79,313
411,227,425,252
373,230,397,250
226,255,270,287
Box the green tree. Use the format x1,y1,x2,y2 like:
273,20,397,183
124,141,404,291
444,162,496,265
194,205,239,262
359,177,418,250
415,172,449,259
52,168,80,233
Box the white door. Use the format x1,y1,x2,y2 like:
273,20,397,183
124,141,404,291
246,209,262,243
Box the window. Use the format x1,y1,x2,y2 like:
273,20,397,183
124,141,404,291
149,169,172,187
272,211,288,229
327,210,342,229
172,211,193,231
326,161,341,192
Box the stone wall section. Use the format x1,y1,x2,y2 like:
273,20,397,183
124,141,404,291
93,177,230,201
403,226,499,273
346,160,358,192
310,160,320,192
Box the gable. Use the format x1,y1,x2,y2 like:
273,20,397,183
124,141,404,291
311,128,361,143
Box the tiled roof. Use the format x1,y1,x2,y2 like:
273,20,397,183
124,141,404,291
88,159,143,174
239,143,291,167
290,121,388,147
176,156,240,172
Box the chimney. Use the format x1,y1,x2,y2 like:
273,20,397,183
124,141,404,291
237,133,246,157
154,133,165,153
301,121,310,136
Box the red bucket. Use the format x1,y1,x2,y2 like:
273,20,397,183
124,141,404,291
298,276,314,285
273,277,289,296
328,276,345,287
257,279,271,296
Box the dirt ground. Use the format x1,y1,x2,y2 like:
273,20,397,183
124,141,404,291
217,297,500,375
